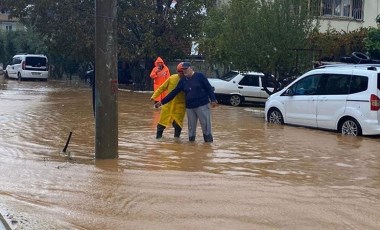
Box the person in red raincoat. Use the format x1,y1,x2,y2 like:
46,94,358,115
150,57,170,102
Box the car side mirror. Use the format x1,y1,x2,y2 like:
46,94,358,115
284,88,294,96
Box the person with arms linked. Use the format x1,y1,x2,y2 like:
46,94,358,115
155,62,217,142
151,62,186,139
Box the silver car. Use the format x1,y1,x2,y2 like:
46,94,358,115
208,71,273,106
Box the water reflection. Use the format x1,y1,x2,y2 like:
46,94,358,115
1,79,380,181
1,78,380,186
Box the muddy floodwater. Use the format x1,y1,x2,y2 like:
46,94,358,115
0,76,380,230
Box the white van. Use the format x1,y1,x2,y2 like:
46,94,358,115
5,54,49,80
265,64,380,136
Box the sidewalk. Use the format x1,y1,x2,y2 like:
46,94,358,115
0,212,12,230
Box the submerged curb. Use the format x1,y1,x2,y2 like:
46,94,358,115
252,108,265,118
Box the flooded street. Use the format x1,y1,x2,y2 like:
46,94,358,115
0,75,380,229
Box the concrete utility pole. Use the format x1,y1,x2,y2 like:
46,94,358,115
95,0,118,159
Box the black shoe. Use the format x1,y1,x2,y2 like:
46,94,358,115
189,136,195,141
174,131,181,138
156,130,163,139
173,121,182,138
156,124,165,139
203,134,213,143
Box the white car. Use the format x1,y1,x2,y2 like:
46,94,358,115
265,64,380,136
208,71,273,106
5,54,49,81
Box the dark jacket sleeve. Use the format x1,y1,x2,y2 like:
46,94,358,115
161,78,184,105
201,74,217,102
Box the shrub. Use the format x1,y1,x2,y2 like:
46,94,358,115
308,28,368,61
364,28,380,60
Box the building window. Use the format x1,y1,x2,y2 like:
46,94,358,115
5,25,12,31
333,0,351,17
320,0,363,20
351,0,363,19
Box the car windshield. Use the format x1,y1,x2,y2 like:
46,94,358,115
219,71,239,81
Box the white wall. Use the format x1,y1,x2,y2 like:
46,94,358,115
318,0,380,32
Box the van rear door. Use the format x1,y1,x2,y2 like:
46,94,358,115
25,56,48,71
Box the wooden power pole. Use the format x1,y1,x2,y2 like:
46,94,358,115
95,0,118,159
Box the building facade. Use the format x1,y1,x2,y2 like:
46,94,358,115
316,0,380,32
218,0,380,32
0,12,22,31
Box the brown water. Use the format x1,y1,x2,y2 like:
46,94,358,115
0,76,380,229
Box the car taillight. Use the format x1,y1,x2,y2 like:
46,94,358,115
370,94,380,111
22,61,25,70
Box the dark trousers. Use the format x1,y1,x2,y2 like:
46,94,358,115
156,121,182,138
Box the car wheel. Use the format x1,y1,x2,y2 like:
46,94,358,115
268,108,284,124
17,72,22,81
229,95,241,106
340,118,362,136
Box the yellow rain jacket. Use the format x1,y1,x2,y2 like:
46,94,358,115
151,74,185,128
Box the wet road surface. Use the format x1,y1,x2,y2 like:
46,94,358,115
0,76,380,229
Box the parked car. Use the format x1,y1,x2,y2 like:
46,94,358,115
208,71,274,106
5,54,49,81
265,64,380,136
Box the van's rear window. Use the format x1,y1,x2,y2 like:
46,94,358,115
25,57,47,67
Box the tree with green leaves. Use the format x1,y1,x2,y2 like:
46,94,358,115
3,0,95,79
4,0,215,87
364,28,380,60
117,0,215,89
200,0,318,92
0,29,47,67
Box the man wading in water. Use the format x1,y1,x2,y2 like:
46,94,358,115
155,62,217,142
